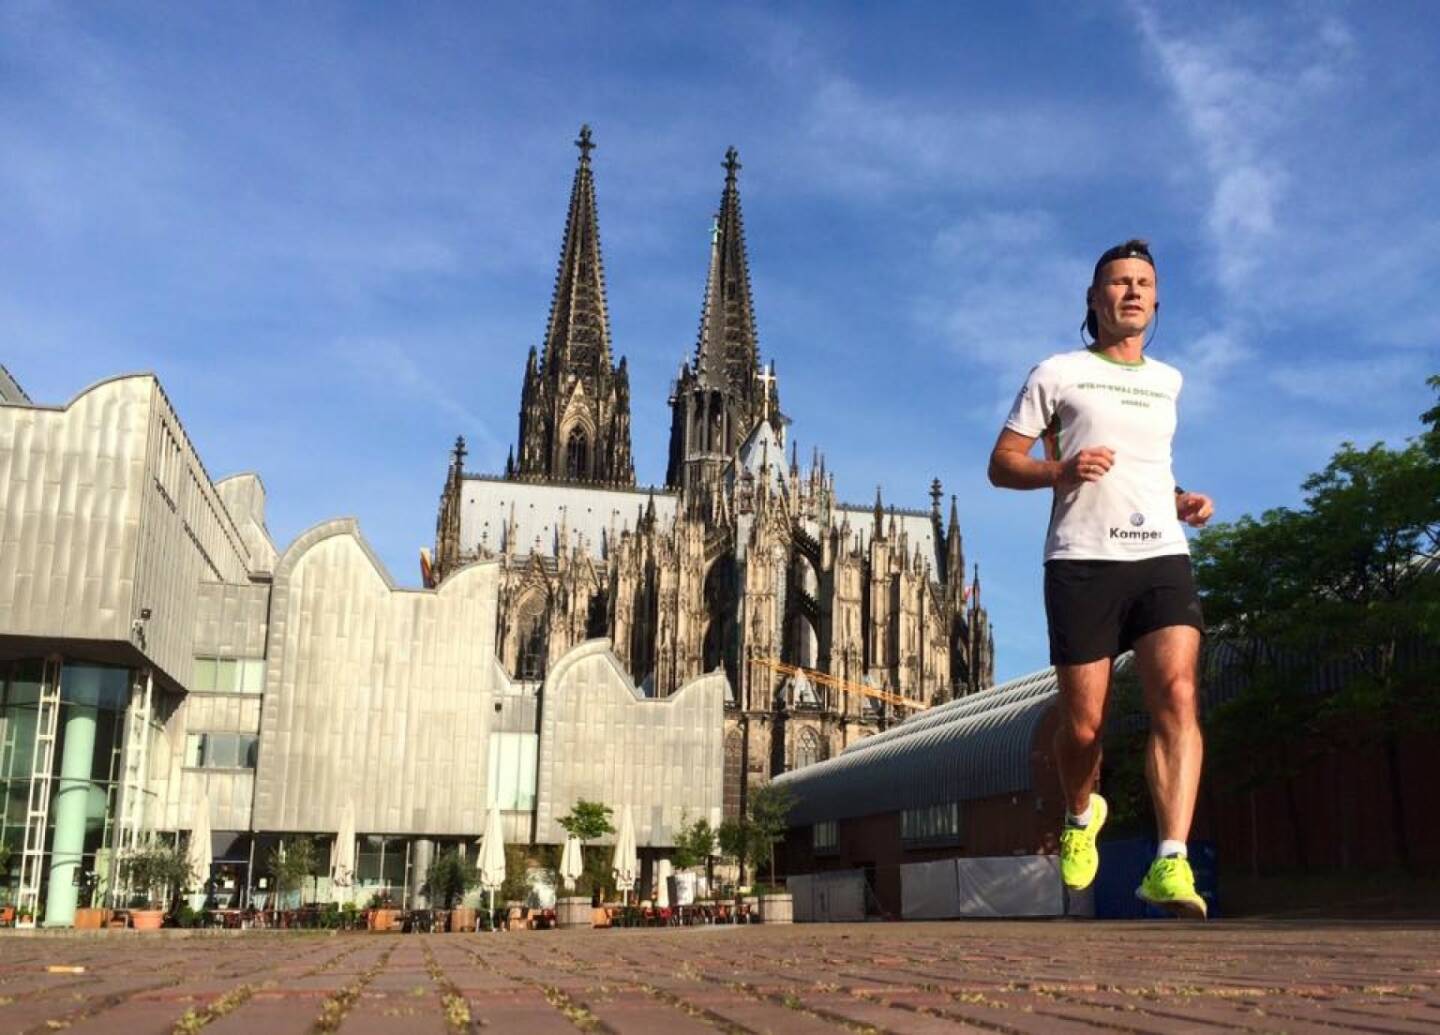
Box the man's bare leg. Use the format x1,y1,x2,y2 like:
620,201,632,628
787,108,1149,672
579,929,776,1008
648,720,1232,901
1133,624,1203,843
1053,658,1113,815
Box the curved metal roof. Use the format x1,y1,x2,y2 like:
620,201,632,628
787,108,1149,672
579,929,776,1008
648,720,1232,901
775,656,1133,825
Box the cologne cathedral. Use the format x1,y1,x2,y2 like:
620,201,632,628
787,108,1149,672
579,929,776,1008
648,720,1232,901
433,126,993,813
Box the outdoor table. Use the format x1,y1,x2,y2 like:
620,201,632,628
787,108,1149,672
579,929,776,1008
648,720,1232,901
206,909,243,929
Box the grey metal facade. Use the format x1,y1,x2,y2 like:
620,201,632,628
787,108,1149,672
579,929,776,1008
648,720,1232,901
2,369,731,921
0,375,252,686
252,522,500,836
534,641,725,847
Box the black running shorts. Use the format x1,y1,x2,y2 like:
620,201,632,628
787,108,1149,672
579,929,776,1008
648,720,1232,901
1043,554,1204,665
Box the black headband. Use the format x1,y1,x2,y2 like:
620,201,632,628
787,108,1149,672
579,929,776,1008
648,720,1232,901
1092,241,1155,280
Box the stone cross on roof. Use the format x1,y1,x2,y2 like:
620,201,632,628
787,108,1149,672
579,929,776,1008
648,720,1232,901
575,124,595,164
723,146,741,183
754,363,777,420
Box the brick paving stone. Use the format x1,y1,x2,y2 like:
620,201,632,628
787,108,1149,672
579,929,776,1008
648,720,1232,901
61,998,194,1035
1047,987,1316,1031
203,993,332,1035
697,996,853,1033
795,991,989,1032
1217,996,1436,1034
884,995,1118,1035
461,988,584,1033
572,987,721,1034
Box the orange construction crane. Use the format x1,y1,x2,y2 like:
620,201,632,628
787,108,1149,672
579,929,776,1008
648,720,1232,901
753,657,928,712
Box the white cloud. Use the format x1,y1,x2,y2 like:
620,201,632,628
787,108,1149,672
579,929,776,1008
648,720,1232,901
918,208,1090,387
1268,354,1430,409
1166,327,1251,416
329,336,501,457
1134,4,1353,302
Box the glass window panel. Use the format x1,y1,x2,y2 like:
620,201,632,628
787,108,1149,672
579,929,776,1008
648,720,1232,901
215,659,238,693
193,658,216,692
518,734,538,810
486,733,501,808
381,839,406,886
498,734,520,809
240,735,259,769
209,733,239,768
356,836,384,884
240,660,264,693
185,734,205,768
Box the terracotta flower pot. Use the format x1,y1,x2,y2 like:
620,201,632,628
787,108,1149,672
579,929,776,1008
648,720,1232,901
130,909,165,930
73,908,112,930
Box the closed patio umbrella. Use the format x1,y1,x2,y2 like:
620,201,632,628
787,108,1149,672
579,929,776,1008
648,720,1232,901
330,799,356,904
611,805,638,905
477,805,507,916
559,835,584,893
655,858,672,908
186,788,213,906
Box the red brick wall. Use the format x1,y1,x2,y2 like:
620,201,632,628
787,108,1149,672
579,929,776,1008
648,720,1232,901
1196,730,1440,874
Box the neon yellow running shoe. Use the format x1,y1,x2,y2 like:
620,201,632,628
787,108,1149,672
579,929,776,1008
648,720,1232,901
1136,855,1208,919
1058,793,1107,891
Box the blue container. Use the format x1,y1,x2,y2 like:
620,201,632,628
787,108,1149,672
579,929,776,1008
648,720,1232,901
1091,837,1218,919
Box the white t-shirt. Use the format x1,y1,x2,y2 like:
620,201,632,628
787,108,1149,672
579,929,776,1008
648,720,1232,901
1005,349,1189,562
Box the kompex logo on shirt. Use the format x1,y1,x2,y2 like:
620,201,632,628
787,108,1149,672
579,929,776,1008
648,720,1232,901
1111,512,1161,542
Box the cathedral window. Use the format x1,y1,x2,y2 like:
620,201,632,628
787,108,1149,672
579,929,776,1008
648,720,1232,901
565,428,589,480
516,594,549,680
723,732,743,819
793,727,823,771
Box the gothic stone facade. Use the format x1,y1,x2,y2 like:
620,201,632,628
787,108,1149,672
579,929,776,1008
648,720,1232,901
433,128,994,817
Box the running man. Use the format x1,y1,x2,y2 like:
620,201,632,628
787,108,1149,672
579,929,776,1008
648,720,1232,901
987,239,1214,918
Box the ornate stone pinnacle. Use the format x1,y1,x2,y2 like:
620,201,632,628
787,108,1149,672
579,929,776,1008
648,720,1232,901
723,146,741,182
576,124,595,163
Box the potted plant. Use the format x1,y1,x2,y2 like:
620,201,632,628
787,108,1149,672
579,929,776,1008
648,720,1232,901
72,871,111,930
747,783,795,924
557,800,615,926
424,848,480,931
118,840,193,929
367,889,399,931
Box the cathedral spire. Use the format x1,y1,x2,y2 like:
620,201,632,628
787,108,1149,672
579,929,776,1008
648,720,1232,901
946,494,965,587
666,146,770,499
692,146,762,405
541,123,614,380
511,126,634,486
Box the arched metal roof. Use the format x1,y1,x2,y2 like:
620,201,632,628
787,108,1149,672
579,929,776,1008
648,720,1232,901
775,657,1133,826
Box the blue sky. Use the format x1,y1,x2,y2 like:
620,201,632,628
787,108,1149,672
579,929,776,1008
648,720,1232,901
3,2,1437,680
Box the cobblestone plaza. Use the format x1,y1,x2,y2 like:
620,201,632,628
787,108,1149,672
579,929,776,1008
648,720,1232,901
3,921,1438,1033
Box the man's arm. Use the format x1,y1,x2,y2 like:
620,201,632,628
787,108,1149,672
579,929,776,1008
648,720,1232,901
988,428,1115,491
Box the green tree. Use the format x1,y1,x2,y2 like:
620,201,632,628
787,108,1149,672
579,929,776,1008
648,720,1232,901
746,782,796,888
425,847,480,909
1192,375,1440,868
266,837,320,910
671,815,716,872
717,817,749,883
557,799,615,843
499,843,534,903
